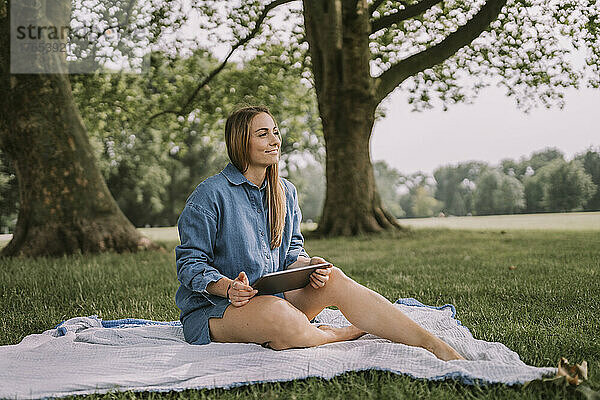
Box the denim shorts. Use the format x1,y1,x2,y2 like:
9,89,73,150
181,292,285,345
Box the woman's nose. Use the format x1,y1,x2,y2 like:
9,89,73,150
270,132,281,144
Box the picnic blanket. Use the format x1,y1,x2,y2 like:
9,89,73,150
0,298,556,399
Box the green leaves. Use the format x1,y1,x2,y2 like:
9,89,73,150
525,158,597,212
473,169,525,215
368,0,597,112
69,44,322,227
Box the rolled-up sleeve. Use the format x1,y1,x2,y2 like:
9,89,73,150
175,202,226,302
284,186,310,268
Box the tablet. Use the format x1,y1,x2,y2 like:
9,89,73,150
251,262,332,295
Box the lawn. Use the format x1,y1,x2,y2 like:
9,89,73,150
1,228,599,399
395,211,600,231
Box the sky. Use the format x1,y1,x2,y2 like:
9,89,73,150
370,85,600,176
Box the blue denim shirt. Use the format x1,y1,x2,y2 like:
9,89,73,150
175,162,310,319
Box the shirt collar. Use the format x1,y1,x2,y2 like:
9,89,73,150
222,162,268,190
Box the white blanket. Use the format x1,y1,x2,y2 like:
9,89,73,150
0,299,555,399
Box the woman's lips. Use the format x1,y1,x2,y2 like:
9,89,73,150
265,149,279,153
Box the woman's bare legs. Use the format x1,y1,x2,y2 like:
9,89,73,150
208,295,365,350
284,267,464,361
209,267,463,360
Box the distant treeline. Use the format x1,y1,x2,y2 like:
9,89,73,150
283,146,600,223
372,147,600,219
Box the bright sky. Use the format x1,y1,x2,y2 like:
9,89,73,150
371,85,600,176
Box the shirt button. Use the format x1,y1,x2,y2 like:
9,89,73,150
257,209,261,213
260,231,264,236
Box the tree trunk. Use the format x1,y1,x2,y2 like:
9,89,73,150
0,1,157,257
303,0,402,236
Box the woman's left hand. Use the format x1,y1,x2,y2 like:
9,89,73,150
309,256,332,289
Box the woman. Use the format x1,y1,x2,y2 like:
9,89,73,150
175,106,463,361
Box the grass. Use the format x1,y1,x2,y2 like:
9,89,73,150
1,228,599,399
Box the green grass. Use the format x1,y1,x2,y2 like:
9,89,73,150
1,229,599,399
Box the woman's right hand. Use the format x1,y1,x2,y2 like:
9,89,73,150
228,271,258,307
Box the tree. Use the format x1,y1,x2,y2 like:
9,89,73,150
286,159,327,222
0,0,187,256
373,161,405,218
395,170,440,217
574,147,600,211
0,151,18,233
433,161,488,215
523,174,545,213
409,185,443,217
501,148,565,181
473,169,525,215
536,159,596,212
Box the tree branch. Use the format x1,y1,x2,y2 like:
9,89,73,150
147,0,296,123
370,0,441,34
374,0,507,104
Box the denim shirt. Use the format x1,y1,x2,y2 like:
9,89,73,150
175,162,310,319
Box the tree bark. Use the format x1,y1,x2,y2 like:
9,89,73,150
0,0,157,257
303,0,402,236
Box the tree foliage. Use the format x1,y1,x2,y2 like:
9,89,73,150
408,185,444,217
473,169,525,215
190,0,600,111
69,44,323,227
374,161,406,218
574,147,600,211
531,159,596,212
0,152,17,233
397,171,442,218
373,162,444,218
286,159,326,222
501,147,565,180
433,161,488,216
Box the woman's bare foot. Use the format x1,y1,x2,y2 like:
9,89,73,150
317,324,367,342
428,340,465,361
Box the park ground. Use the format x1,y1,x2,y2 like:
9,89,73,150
0,212,599,399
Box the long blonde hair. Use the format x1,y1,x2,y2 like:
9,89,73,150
224,106,286,249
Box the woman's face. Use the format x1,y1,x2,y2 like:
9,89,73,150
247,112,281,169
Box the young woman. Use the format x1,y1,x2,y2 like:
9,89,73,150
175,106,464,361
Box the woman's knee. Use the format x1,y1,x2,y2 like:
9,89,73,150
209,296,298,343
262,298,315,349
330,266,347,280
263,297,310,329
324,266,350,289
